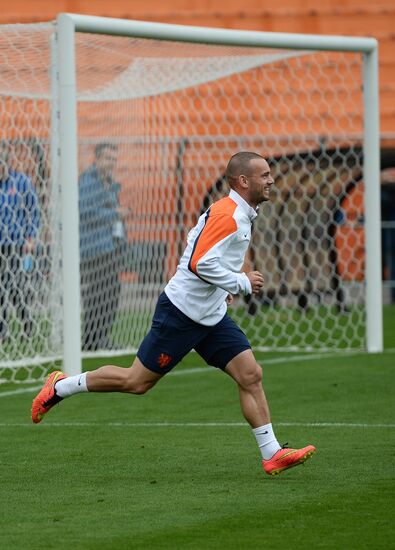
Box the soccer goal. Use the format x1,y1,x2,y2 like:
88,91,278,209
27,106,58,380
0,14,382,383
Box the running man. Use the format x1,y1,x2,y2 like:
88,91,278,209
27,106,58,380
32,151,316,476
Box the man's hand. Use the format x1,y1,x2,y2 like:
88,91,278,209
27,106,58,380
247,271,264,294
226,294,234,305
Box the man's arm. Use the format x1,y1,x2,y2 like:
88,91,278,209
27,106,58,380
188,212,257,295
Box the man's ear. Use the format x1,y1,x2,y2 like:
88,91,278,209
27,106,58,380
239,174,248,188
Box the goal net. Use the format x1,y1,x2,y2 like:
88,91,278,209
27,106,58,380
0,19,380,383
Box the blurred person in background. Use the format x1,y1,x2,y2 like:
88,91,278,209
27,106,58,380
79,142,129,351
0,140,40,340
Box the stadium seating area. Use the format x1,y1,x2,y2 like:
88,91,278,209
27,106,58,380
1,0,394,138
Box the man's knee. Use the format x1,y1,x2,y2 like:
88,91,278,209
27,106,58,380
228,359,262,389
239,363,262,389
122,361,161,394
130,384,151,395
123,376,154,395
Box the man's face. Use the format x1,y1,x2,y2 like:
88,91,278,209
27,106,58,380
244,158,274,206
96,147,117,180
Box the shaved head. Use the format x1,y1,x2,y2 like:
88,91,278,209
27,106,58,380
225,152,265,189
224,151,274,207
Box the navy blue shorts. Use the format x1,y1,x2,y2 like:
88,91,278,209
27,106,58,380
137,292,251,374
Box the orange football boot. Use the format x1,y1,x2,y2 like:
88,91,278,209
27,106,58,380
263,444,316,476
31,370,67,424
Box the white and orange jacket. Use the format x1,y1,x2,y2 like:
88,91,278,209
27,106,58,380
164,189,257,326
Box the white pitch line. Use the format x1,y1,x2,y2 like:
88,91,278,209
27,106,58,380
1,348,394,399
0,386,42,398
0,421,394,428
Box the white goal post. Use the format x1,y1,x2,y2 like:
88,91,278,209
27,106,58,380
0,13,382,383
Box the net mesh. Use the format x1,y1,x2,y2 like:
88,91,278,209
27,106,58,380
0,23,367,382
0,24,63,383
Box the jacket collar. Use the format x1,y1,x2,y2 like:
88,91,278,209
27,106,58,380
229,189,258,221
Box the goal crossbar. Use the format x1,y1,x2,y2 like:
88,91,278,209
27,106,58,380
62,13,377,53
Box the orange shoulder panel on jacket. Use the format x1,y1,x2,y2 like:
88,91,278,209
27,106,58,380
189,197,238,275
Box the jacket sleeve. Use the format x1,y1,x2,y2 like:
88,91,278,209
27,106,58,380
188,212,252,296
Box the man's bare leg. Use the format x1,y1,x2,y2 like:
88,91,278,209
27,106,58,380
225,349,271,428
31,358,163,424
225,349,316,474
86,357,163,394
225,349,281,459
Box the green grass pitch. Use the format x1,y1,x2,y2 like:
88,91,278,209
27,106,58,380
1,307,394,549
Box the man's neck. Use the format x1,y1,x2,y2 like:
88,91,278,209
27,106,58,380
230,188,255,209
229,189,258,220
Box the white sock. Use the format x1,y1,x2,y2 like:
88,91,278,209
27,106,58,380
252,423,281,460
55,372,89,398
